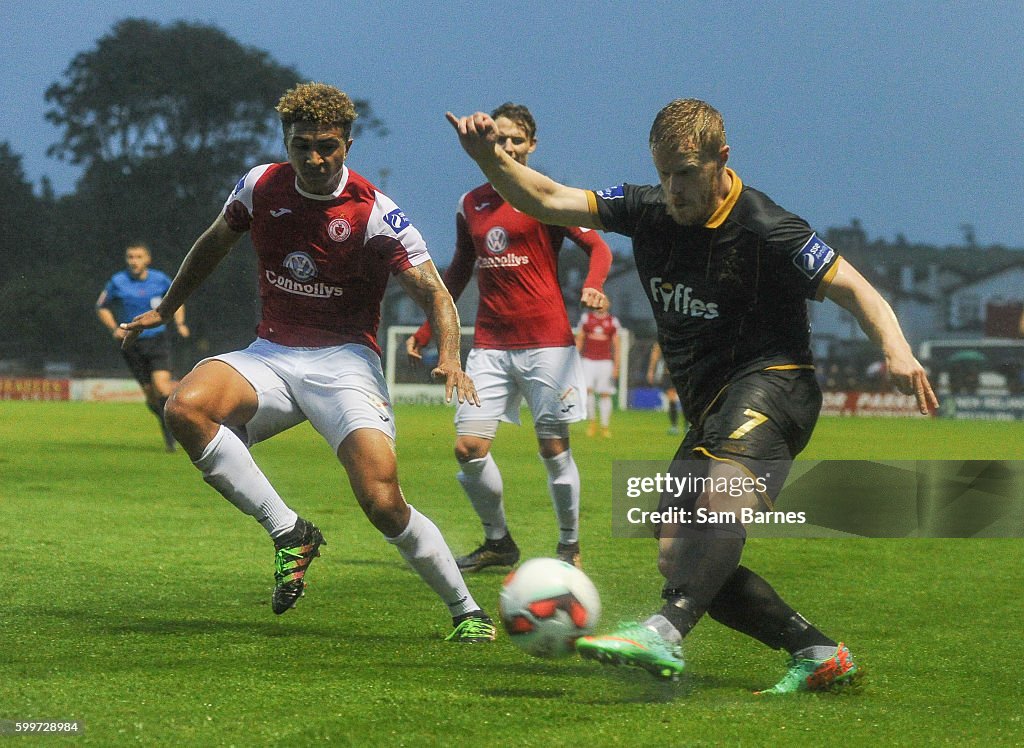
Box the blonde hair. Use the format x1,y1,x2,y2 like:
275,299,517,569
649,99,726,158
276,82,358,138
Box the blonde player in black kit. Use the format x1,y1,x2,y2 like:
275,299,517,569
446,99,938,692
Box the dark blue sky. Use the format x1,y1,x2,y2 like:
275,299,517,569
4,0,1022,263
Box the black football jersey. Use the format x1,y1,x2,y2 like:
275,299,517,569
589,170,839,423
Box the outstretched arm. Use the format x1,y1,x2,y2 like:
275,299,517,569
397,260,479,406
405,216,477,365
121,215,242,346
824,258,938,414
446,111,599,229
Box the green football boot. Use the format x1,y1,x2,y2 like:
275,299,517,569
755,643,858,695
576,622,685,680
271,518,326,614
445,611,497,643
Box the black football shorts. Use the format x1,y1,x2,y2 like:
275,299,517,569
660,369,821,512
120,333,172,387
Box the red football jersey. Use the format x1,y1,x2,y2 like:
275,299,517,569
223,163,430,353
578,311,621,360
414,183,612,350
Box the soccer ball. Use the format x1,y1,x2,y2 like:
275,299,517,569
498,557,601,658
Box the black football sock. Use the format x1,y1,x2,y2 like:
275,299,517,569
668,400,680,428
706,565,837,654
657,520,746,639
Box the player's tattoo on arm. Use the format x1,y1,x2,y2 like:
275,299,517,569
398,262,462,363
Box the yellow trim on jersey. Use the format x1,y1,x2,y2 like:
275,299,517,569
704,168,743,229
585,190,606,230
814,255,842,300
691,446,774,510
764,364,816,371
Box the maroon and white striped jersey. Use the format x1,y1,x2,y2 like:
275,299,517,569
223,162,430,353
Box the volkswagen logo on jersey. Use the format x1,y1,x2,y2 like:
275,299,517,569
328,217,352,242
485,226,509,255
283,252,318,282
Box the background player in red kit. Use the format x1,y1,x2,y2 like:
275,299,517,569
406,103,612,571
575,304,621,438
123,82,495,642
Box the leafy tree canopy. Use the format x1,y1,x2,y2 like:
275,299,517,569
44,18,385,179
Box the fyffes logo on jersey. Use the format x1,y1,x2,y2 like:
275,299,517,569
649,277,720,319
328,217,352,242
485,226,509,255
283,252,318,282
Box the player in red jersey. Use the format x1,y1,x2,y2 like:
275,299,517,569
575,305,622,438
406,103,612,571
122,83,495,642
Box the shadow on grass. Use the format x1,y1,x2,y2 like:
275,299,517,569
483,659,763,701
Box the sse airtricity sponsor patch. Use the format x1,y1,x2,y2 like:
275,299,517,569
595,184,625,200
383,208,410,233
793,233,836,280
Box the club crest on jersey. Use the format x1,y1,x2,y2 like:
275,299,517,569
485,227,509,255
793,233,835,280
383,208,410,233
328,217,352,242
283,252,318,282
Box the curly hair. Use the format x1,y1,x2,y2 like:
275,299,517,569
276,82,358,138
649,99,725,158
490,102,537,141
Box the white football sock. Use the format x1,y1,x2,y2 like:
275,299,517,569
598,395,613,427
193,425,297,539
385,505,478,618
793,645,839,661
456,454,508,540
541,449,580,544
642,613,684,644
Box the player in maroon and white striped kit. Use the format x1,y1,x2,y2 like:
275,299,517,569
123,83,495,642
406,103,612,571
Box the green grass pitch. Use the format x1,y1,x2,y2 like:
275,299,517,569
1,401,1022,745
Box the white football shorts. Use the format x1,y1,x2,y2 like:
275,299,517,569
455,345,587,427
198,338,396,452
581,358,616,395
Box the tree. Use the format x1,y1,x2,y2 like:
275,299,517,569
41,18,386,369
45,18,385,178
0,143,43,267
